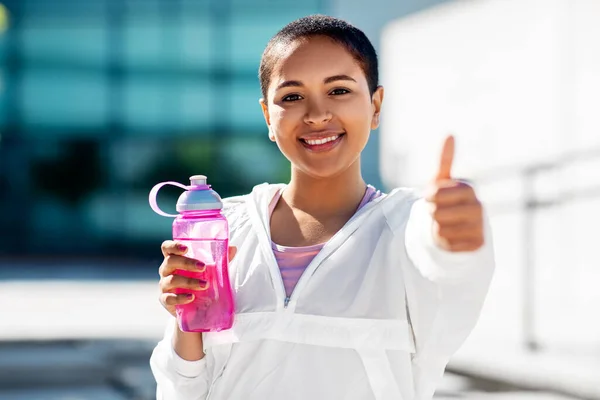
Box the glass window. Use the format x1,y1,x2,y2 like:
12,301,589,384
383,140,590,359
229,78,264,131
180,0,212,11
21,15,108,67
21,68,109,131
5,0,336,258
122,76,212,133
121,76,170,132
0,25,7,63
23,0,108,17
0,68,6,127
122,3,213,70
179,78,212,131
122,20,163,69
180,16,212,70
123,0,160,14
106,138,164,184
0,9,8,128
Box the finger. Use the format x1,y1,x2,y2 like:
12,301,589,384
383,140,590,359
446,238,485,252
228,246,237,262
426,182,475,206
160,274,209,292
161,293,195,307
432,203,482,224
159,254,205,277
435,135,455,182
435,222,483,241
161,240,189,258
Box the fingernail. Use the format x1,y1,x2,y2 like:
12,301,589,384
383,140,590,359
185,293,194,299
200,281,210,290
178,244,188,251
196,261,205,269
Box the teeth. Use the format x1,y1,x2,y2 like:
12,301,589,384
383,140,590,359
304,135,339,146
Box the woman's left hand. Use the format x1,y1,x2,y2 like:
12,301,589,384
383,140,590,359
426,135,484,252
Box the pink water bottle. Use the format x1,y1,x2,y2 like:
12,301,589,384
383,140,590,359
149,175,234,332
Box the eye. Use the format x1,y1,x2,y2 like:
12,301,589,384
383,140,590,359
282,93,303,102
330,88,351,96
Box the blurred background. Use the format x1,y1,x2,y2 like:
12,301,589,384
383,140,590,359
0,0,598,399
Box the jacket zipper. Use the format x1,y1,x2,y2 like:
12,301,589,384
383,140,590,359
250,185,388,311
280,198,386,311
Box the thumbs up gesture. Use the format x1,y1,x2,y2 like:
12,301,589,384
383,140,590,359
426,135,484,252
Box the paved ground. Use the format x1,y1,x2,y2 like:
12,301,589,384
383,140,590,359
0,339,156,400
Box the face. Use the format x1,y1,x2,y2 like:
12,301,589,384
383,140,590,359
260,35,384,180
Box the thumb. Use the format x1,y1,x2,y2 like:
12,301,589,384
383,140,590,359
435,135,455,182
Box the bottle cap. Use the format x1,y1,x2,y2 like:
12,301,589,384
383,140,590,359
176,175,223,212
149,175,223,217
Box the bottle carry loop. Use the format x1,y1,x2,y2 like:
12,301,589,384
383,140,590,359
148,181,189,217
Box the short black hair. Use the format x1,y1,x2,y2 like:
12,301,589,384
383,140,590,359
259,15,379,101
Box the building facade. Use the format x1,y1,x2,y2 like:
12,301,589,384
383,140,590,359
0,0,446,257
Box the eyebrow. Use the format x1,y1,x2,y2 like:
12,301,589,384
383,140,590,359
275,74,357,91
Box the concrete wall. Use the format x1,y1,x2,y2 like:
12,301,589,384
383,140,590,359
380,0,600,352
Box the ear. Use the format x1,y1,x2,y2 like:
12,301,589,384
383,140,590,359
260,98,276,142
370,86,384,130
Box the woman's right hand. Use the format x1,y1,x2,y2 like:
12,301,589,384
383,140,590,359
158,240,209,317
158,240,237,317
159,240,237,361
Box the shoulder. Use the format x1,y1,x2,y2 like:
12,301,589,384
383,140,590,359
220,182,284,233
221,193,250,233
222,194,247,214
221,182,277,214
378,187,422,233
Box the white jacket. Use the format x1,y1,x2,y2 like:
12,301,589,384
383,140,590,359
150,183,495,400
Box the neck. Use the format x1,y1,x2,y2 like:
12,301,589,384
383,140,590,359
283,160,367,217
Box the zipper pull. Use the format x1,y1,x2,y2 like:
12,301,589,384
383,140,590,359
284,296,290,308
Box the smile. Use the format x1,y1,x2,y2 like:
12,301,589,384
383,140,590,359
299,133,345,153
303,135,340,145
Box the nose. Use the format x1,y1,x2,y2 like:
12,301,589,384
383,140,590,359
303,98,332,125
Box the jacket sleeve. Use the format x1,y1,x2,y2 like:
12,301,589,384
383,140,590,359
149,317,211,400
402,197,496,399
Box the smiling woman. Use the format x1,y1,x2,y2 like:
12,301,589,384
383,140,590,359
150,14,495,400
